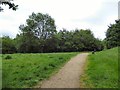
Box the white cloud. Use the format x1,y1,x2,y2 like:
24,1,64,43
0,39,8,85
0,0,119,39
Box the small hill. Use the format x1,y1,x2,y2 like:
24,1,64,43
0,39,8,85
81,47,118,88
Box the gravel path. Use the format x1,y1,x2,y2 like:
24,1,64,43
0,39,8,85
39,53,89,88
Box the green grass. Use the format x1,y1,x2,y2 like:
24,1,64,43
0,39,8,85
81,47,118,88
2,52,78,88
0,54,2,89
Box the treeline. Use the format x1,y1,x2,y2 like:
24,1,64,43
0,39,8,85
2,29,103,54
1,12,120,54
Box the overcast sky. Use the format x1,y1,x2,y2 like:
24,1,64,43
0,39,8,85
0,0,119,39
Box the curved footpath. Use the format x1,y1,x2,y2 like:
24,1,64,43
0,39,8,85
37,53,89,88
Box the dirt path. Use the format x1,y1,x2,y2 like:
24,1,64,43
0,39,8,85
39,53,89,88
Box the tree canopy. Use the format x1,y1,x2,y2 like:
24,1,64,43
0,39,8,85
2,36,16,54
105,19,120,49
16,12,57,53
2,12,104,54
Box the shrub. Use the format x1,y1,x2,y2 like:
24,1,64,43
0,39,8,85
5,55,12,60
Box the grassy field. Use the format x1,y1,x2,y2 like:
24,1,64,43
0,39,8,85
80,47,118,88
2,52,78,88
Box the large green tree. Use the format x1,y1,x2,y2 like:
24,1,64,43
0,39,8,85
105,19,120,49
55,29,103,52
72,29,103,51
17,12,57,53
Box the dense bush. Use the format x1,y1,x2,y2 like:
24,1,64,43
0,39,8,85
2,36,16,54
4,55,12,60
105,19,120,49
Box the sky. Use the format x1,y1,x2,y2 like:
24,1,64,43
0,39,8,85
0,0,119,39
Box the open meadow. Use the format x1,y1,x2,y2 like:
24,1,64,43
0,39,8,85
2,52,78,88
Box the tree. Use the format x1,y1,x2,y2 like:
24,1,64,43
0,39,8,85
0,0,18,12
105,19,120,49
72,29,94,51
43,34,58,52
56,29,103,52
18,12,57,53
2,36,16,54
15,34,39,53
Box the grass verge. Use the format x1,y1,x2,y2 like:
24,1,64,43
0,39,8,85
80,47,118,88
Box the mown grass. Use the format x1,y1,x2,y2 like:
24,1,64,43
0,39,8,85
2,52,78,88
80,47,118,88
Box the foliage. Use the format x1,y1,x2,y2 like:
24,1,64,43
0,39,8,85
2,52,78,88
16,12,57,53
2,12,104,53
56,29,104,52
81,47,118,88
4,55,12,59
2,36,16,54
0,0,18,11
105,19,120,49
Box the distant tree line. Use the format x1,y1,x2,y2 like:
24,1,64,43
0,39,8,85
4,12,120,54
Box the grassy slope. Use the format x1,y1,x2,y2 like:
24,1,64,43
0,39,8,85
81,47,118,88
2,52,78,88
0,55,2,89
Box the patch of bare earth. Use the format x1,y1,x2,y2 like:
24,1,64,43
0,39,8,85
36,53,89,88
